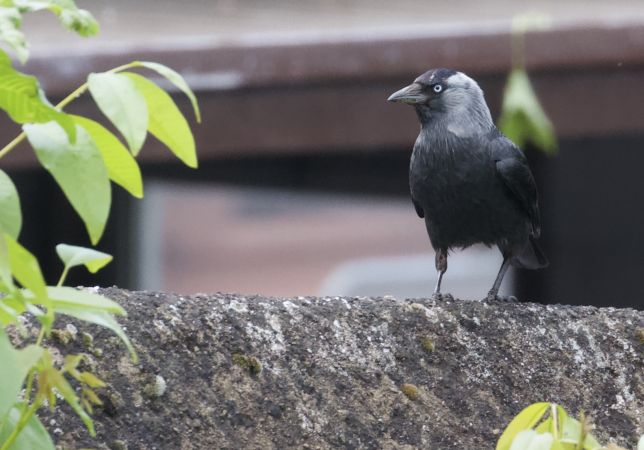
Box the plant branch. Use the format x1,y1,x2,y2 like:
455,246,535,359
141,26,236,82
0,61,140,161
0,133,27,160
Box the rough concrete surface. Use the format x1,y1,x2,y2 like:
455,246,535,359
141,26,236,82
30,288,643,449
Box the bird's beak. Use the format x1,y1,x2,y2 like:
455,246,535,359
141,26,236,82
387,83,426,104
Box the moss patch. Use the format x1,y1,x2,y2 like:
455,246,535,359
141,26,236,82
401,383,419,401
232,353,262,375
419,336,435,353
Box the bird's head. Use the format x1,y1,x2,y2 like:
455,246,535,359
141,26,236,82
388,68,493,130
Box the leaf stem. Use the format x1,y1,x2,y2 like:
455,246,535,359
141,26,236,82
19,327,45,411
56,265,70,287
551,403,559,440
0,133,27,160
55,83,90,110
511,30,526,70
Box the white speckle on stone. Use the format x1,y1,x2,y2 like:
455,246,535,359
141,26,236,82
268,315,282,334
227,300,248,313
153,375,167,397
65,323,78,338
245,313,286,354
282,300,302,320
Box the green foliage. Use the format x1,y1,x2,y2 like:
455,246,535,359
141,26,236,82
498,69,557,154
71,116,143,198
25,123,111,244
56,243,112,276
498,13,557,154
131,61,201,122
497,402,640,450
509,430,553,450
0,3,199,449
123,72,197,168
497,402,550,450
0,170,20,239
5,234,47,302
0,330,42,418
0,0,98,63
88,72,148,155
0,50,74,140
0,405,54,450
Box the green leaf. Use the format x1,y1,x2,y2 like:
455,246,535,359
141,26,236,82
72,115,143,198
79,372,106,388
20,286,125,315
123,72,197,168
509,430,553,450
56,243,112,274
4,234,46,300
498,68,557,154
0,293,24,325
62,354,82,374
0,404,55,450
0,329,43,418
47,0,98,37
0,228,14,291
57,307,137,362
0,301,19,325
24,122,110,245
47,368,94,435
0,7,28,63
0,49,75,139
559,416,602,450
497,402,550,450
534,416,552,434
0,169,21,238
535,404,569,439
88,72,148,155
133,61,201,122
12,0,99,37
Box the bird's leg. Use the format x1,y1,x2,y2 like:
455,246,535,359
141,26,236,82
486,256,513,301
433,249,448,299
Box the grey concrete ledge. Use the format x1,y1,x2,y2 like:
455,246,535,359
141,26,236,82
31,288,644,449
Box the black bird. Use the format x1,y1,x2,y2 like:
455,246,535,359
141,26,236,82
388,68,548,301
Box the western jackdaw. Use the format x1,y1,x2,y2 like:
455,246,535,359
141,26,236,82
388,68,548,301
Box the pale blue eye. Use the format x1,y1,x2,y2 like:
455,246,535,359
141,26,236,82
433,84,443,93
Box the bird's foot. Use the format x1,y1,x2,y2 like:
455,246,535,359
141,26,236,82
431,292,454,301
483,292,518,303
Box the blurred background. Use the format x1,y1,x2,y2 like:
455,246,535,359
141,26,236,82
2,0,644,307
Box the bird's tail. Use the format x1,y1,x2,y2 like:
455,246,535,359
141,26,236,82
511,236,549,269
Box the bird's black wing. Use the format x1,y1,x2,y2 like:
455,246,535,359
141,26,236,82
412,197,424,218
490,133,541,237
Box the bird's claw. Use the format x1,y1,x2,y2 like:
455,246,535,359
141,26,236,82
431,292,454,301
484,293,518,303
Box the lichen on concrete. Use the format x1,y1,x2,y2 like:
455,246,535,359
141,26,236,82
34,288,643,449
